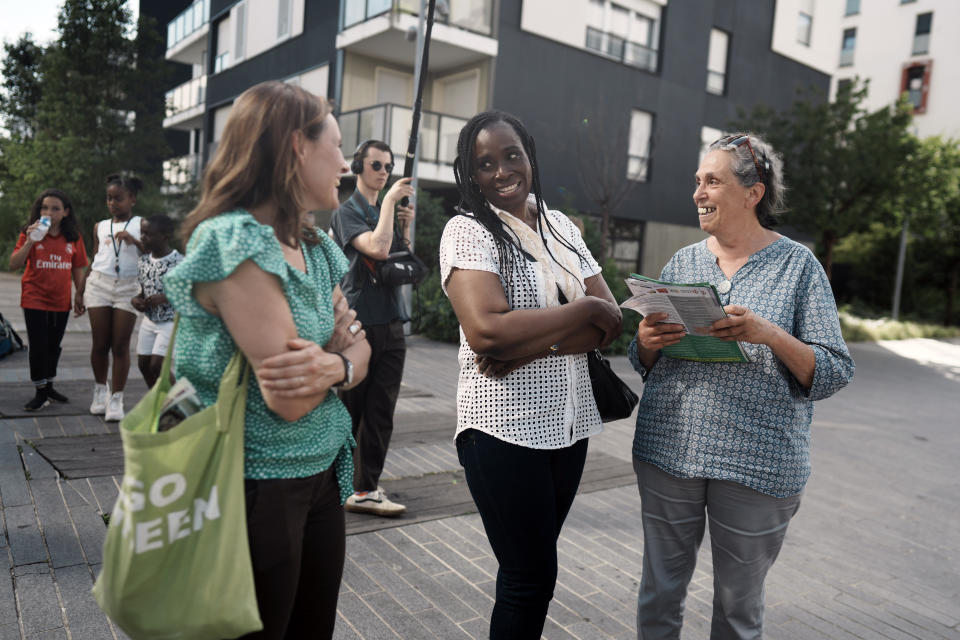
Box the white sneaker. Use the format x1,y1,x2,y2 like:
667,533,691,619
90,384,109,415
104,392,125,422
344,489,406,517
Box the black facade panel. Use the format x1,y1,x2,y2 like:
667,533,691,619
205,2,339,107
492,1,830,228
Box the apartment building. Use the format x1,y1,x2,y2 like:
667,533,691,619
828,0,959,140
154,0,831,274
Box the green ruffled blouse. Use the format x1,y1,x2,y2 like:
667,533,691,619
164,210,355,501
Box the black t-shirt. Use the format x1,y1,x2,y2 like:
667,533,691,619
329,191,408,325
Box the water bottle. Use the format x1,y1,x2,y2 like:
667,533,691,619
29,216,51,242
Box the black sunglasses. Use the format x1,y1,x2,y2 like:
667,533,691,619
720,135,765,183
368,160,394,173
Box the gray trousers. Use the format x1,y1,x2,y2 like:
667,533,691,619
634,461,802,640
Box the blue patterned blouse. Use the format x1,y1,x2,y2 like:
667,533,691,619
164,211,355,501
628,237,855,497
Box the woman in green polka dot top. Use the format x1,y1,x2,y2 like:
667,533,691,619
163,81,371,639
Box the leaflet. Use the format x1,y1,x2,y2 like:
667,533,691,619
621,274,750,363
156,378,203,432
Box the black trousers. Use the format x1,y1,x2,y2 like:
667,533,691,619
238,468,345,640
339,320,406,492
456,429,589,640
22,308,69,385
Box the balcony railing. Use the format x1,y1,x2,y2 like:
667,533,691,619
163,153,201,186
342,0,493,37
586,27,657,72
167,0,210,50
338,103,467,168
166,75,207,118
839,48,855,67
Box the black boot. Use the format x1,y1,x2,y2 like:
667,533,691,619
24,387,50,411
44,382,69,403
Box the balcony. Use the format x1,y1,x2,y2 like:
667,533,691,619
162,154,202,191
338,103,467,185
586,27,657,72
839,48,854,67
164,75,206,130
166,0,210,65
337,0,497,72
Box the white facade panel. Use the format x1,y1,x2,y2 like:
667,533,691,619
771,0,842,75
830,0,960,140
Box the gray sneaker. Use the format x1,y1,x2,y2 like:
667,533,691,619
344,489,406,517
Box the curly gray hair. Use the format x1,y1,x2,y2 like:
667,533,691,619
708,132,786,229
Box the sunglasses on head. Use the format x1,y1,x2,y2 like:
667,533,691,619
720,134,766,183
368,160,394,173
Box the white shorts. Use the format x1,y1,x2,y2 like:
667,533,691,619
84,270,140,314
137,317,174,357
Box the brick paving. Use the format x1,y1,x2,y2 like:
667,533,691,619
2,271,960,639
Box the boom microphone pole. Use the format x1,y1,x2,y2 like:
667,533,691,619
399,0,437,211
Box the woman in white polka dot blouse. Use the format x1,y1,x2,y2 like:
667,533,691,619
439,111,623,638
629,133,855,639
165,82,371,639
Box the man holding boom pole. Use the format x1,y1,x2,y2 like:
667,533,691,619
330,140,415,517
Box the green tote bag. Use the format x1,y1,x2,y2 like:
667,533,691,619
93,319,263,639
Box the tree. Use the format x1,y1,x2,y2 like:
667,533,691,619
0,0,170,255
0,34,45,141
576,114,637,260
909,138,960,325
732,80,915,280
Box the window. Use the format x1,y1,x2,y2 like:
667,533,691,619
797,0,813,45
901,61,932,113
584,0,659,72
845,0,860,15
840,28,856,66
706,29,729,95
234,3,245,61
913,12,932,55
700,126,722,165
627,110,653,182
837,78,853,96
213,16,230,73
278,0,292,38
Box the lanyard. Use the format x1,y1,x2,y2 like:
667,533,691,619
110,218,133,274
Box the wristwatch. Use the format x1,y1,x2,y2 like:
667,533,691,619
332,352,353,388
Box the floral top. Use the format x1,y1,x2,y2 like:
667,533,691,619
164,211,354,501
629,237,855,497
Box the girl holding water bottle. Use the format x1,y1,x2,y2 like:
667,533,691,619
77,173,145,421
9,188,89,411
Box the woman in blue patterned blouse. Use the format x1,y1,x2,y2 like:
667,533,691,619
628,133,855,639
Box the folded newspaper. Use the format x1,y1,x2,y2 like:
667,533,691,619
621,274,750,363
156,378,203,432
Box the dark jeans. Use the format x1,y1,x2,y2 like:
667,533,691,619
22,308,69,384
456,429,589,640
339,320,406,492
238,467,345,640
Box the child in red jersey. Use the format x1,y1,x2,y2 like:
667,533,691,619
9,189,89,411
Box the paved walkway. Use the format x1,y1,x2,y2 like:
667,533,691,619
2,272,960,639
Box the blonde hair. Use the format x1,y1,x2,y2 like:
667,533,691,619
181,81,333,246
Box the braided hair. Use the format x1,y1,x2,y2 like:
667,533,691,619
452,111,589,301
105,172,144,197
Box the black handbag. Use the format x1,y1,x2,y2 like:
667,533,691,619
587,348,639,422
555,286,638,422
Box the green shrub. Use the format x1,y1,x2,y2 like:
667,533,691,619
410,270,460,343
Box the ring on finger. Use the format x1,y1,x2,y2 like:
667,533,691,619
349,323,361,335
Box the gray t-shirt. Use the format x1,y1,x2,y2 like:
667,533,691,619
329,191,408,325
